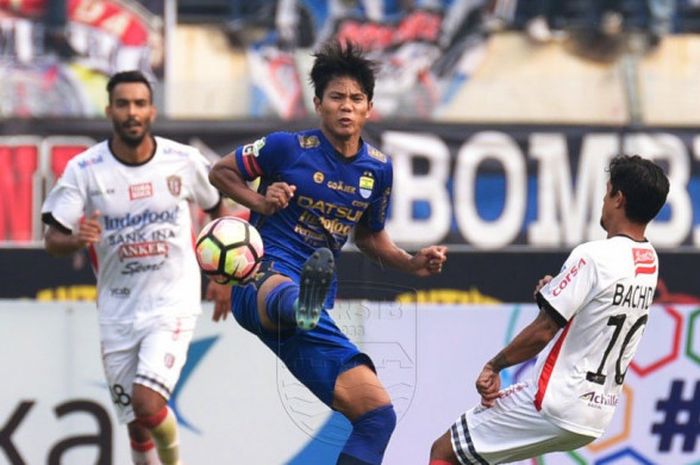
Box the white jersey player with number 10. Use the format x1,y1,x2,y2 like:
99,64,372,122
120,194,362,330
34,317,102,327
533,236,657,436
429,155,670,465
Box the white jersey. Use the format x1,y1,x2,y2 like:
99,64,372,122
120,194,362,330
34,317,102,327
42,137,220,324
534,235,658,437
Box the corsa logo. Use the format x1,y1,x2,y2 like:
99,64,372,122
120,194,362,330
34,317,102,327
551,257,587,297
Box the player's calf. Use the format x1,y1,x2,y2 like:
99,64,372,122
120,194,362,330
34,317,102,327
297,247,334,330
130,438,159,465
137,406,182,465
337,404,397,465
429,430,460,465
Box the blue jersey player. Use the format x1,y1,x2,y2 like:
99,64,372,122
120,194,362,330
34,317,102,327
210,41,448,465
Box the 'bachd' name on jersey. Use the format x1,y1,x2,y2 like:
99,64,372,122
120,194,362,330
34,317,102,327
611,284,654,310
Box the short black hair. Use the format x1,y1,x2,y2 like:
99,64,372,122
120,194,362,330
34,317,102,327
106,70,153,102
310,40,379,101
608,154,669,224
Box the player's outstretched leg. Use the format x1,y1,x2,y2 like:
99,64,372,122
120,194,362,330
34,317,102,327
297,247,334,330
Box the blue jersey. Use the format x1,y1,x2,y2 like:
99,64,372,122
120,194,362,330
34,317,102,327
234,129,393,296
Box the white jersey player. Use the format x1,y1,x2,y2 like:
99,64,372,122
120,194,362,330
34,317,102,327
42,71,230,465
429,155,670,465
43,136,218,323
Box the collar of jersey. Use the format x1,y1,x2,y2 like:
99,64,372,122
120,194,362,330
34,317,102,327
314,129,365,164
107,136,158,166
611,233,649,243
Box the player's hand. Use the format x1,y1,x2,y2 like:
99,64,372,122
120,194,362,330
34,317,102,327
206,280,231,322
476,363,501,408
262,182,296,215
533,275,553,298
77,211,101,247
410,245,447,277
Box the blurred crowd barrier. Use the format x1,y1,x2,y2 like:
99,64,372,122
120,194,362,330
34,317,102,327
0,0,164,118
2,300,698,465
3,1,700,122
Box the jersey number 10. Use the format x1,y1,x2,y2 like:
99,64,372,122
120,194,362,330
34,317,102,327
586,314,649,385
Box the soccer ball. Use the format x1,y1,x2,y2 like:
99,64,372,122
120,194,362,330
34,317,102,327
195,216,264,285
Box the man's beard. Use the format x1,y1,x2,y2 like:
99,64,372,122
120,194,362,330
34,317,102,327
113,120,149,147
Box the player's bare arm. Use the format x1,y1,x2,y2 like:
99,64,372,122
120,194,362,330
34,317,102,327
209,153,296,215
44,211,101,257
354,223,447,276
477,309,561,406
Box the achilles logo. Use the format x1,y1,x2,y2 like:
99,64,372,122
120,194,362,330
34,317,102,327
118,241,169,260
579,391,618,408
129,182,153,200
633,248,657,276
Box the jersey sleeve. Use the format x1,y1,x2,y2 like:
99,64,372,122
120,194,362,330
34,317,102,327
189,149,221,211
536,244,597,325
359,161,393,232
40,160,86,233
234,132,293,181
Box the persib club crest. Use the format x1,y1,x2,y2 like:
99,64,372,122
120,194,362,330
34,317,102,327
167,175,182,197
359,173,374,199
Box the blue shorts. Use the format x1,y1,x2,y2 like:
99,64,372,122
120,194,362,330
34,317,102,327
231,281,373,407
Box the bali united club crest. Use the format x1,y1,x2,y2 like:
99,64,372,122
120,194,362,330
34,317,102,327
167,175,182,197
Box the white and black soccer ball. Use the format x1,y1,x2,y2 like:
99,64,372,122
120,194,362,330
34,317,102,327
195,216,264,285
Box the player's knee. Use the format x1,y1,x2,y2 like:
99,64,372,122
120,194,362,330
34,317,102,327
135,404,173,434
354,403,397,444
259,279,298,329
131,385,166,419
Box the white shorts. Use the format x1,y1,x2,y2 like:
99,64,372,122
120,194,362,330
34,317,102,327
450,382,595,465
99,314,197,424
